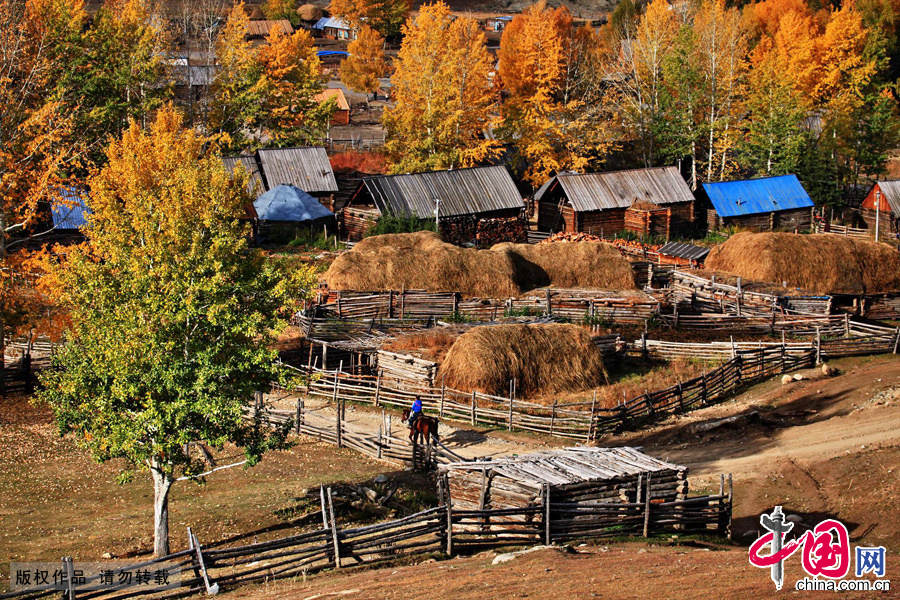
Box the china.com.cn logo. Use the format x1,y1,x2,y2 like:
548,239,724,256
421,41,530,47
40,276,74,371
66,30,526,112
748,506,889,592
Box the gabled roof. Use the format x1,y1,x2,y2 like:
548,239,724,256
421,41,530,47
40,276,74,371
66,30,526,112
535,166,694,212
51,187,90,230
353,165,524,219
872,180,900,214
314,16,351,30
222,155,266,196
658,241,710,262
256,147,338,193
245,19,293,37
314,88,350,111
253,184,335,222
703,174,813,218
441,447,684,485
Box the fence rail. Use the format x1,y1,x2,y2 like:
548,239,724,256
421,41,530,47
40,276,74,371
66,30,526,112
2,482,730,600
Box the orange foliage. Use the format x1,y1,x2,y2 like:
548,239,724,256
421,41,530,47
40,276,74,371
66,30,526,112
329,151,388,174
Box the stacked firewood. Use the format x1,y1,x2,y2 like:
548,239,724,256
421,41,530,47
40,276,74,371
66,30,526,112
539,231,603,243
439,215,477,245
476,216,527,246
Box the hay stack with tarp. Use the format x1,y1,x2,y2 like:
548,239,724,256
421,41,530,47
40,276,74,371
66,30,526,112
441,447,688,510
436,323,608,397
705,232,900,295
493,241,637,290
324,231,523,298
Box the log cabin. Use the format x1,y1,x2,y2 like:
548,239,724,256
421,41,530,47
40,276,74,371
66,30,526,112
534,166,695,239
859,180,900,239
700,174,814,232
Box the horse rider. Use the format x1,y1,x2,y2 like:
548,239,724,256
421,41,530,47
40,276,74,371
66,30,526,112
408,395,423,430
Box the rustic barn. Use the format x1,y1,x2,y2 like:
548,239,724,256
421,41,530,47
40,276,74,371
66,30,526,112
859,180,900,239
341,165,525,242
700,174,814,232
253,184,336,240
534,166,695,239
256,146,339,207
315,88,351,126
442,447,688,511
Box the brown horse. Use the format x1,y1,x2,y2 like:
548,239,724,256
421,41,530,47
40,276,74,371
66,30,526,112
401,408,439,446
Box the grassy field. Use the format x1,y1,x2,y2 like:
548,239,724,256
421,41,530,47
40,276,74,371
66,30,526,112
0,392,393,572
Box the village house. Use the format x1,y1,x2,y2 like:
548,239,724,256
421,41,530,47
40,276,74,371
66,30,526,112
315,88,351,126
534,166,696,239
858,180,900,239
700,174,814,232
341,165,525,242
313,16,355,40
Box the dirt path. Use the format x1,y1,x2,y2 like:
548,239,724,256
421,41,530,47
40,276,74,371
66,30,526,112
607,354,900,550
266,391,565,462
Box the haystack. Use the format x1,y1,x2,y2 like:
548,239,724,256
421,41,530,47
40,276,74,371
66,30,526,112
297,3,323,20
437,324,608,397
324,231,523,298
493,241,637,290
705,232,900,295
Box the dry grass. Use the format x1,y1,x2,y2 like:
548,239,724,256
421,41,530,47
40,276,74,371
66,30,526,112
324,232,523,298
705,232,900,295
493,241,637,290
381,330,460,364
325,232,637,297
437,323,608,397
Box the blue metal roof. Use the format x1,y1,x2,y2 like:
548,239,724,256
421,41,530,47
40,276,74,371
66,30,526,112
253,184,334,222
51,187,90,230
703,175,813,218
317,50,348,57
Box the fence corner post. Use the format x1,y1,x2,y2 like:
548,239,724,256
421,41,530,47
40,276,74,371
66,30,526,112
544,483,551,546
643,474,652,538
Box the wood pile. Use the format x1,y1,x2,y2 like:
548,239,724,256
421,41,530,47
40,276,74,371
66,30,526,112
376,350,438,389
340,206,379,241
438,215,477,246
624,205,670,239
476,216,527,246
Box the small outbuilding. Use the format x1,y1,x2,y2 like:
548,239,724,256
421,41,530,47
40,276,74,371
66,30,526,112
253,184,336,240
341,165,526,242
859,180,900,239
245,19,294,40
441,447,688,511
700,174,814,232
313,16,354,40
534,166,695,239
315,88,351,126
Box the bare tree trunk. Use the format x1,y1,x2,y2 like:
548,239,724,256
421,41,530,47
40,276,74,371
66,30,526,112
150,461,174,557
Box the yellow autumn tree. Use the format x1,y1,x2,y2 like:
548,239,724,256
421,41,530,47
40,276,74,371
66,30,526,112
339,24,387,102
328,0,410,37
499,1,610,186
383,2,499,172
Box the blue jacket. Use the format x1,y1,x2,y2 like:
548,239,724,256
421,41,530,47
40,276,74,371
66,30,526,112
411,398,422,414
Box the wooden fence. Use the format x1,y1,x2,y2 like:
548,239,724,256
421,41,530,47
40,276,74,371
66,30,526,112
1,482,730,600
814,222,871,239
671,270,832,316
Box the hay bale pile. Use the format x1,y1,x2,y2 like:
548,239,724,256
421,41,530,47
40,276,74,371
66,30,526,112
705,232,900,295
494,241,637,290
325,231,522,298
325,232,638,296
296,3,323,20
437,324,608,397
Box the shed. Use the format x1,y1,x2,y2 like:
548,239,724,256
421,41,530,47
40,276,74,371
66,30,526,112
222,155,267,197
256,146,339,205
534,166,695,239
441,447,688,511
859,180,900,239
254,184,336,240
342,165,525,242
700,174,814,232
315,88,351,126
657,241,710,267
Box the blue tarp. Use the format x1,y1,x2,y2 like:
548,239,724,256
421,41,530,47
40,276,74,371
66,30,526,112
317,51,349,57
51,187,90,230
253,184,334,222
702,174,813,218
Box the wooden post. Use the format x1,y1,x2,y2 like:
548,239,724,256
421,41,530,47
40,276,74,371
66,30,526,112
334,366,342,448
781,344,786,373
507,379,514,432
63,557,75,600
544,483,551,545
640,332,647,363
326,487,341,569
587,391,596,442
727,473,734,540
815,326,822,364
844,314,851,338
471,390,476,425
735,277,742,316
445,495,454,556
545,288,552,316
550,399,558,436
376,425,382,459
400,287,406,318
894,327,900,355
642,474,652,538
374,370,382,407
676,382,684,413
388,290,394,319
439,376,446,418
319,486,329,530
295,398,303,435
700,373,707,405
189,530,218,595
636,473,643,504
322,342,328,370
